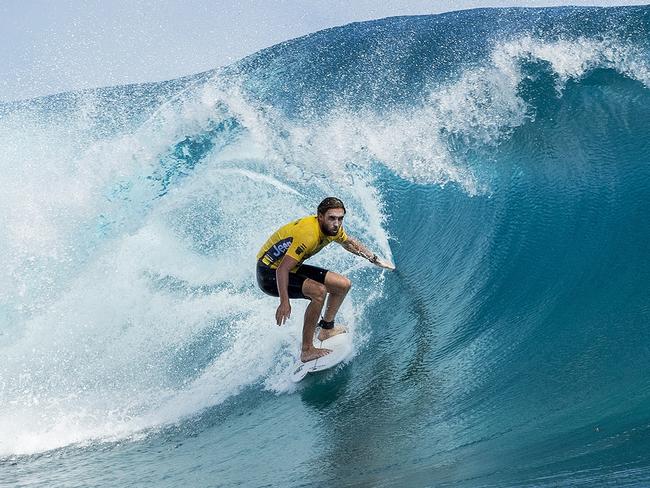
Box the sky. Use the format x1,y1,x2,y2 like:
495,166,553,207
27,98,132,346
1,0,647,102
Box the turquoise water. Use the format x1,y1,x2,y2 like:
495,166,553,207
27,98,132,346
2,7,650,487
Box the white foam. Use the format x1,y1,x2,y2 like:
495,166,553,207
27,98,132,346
253,36,650,197
492,36,650,89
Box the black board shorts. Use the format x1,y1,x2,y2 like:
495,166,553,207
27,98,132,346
256,261,328,300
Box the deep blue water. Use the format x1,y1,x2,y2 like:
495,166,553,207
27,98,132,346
2,6,650,487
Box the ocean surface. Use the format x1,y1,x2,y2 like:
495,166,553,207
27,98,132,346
2,6,650,487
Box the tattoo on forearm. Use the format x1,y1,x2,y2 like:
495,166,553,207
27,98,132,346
346,239,372,260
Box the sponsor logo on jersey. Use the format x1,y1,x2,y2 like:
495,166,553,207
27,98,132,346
265,237,293,263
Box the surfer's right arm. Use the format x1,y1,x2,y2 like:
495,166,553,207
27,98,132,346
275,255,298,326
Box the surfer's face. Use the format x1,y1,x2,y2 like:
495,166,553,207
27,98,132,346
318,208,345,236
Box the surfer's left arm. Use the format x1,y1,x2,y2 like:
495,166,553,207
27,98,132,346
340,237,395,270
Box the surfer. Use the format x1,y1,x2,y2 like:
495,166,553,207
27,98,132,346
256,197,394,362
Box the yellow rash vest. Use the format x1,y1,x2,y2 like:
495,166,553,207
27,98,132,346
256,215,348,270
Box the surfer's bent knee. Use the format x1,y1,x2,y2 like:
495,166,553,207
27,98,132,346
303,280,327,303
326,272,352,293
341,276,352,291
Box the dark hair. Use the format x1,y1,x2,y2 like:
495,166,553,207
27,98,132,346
317,197,346,215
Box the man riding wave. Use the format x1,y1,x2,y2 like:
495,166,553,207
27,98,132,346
256,197,394,362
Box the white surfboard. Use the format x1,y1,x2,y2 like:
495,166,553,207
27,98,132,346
290,332,353,382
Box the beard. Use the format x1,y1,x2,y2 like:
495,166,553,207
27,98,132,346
320,223,339,236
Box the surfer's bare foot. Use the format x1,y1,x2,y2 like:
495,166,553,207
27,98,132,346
317,325,347,341
301,347,332,362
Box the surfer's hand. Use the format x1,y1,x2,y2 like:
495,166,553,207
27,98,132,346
276,301,291,326
372,256,395,271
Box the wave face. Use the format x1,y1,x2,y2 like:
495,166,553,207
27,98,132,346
2,6,650,487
